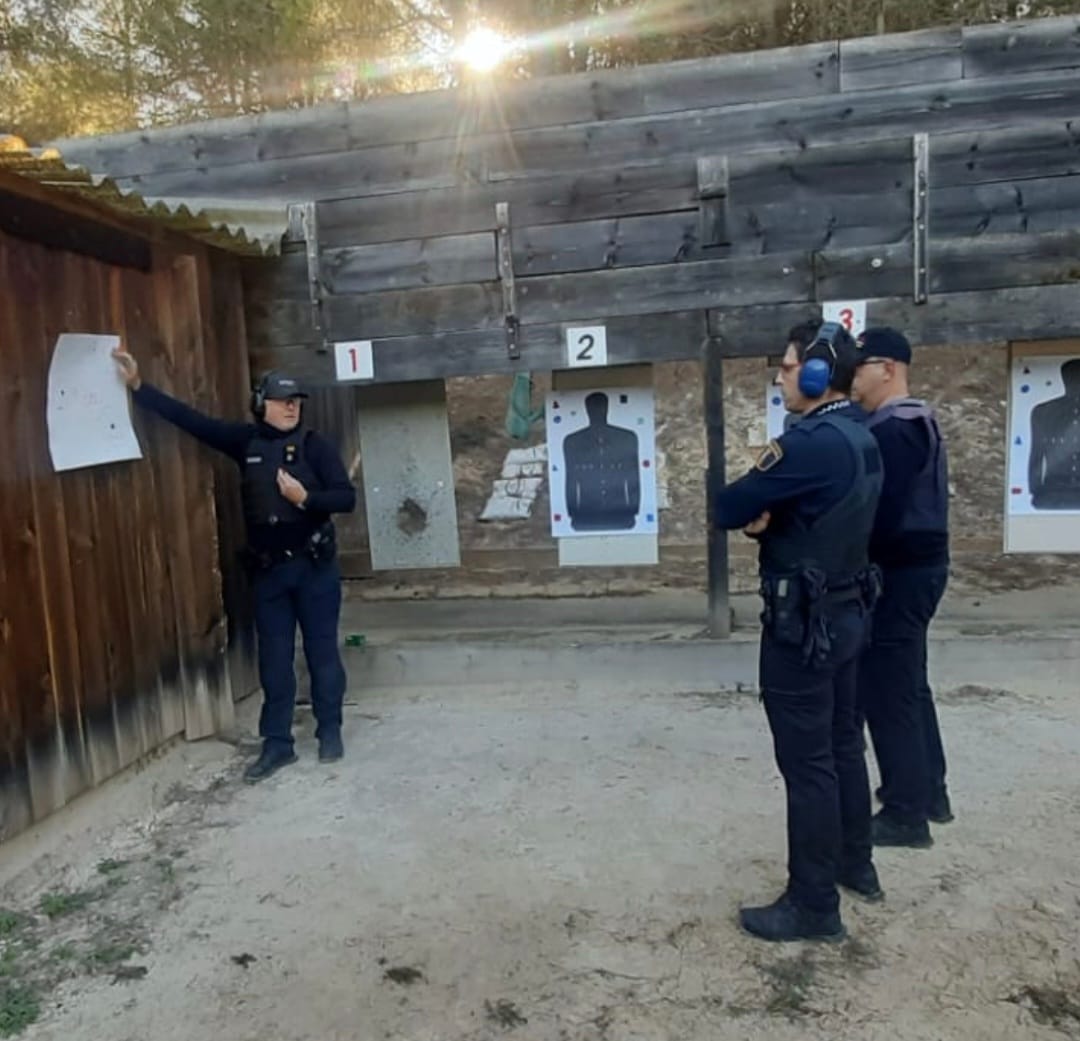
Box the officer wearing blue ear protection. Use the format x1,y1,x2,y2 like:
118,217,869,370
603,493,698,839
711,320,885,943
113,347,356,784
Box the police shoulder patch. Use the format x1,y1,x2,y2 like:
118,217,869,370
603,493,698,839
755,439,784,472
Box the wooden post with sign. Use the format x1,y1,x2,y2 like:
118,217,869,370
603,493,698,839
704,333,731,638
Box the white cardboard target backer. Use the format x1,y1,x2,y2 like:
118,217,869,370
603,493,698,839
334,340,374,382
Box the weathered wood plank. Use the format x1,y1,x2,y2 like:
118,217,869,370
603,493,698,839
931,121,1080,187
308,139,915,251
95,66,1080,208
962,15,1080,80
493,68,1080,183
816,231,1080,300
515,251,812,325
250,310,710,384
931,174,1080,237
55,43,841,178
710,283,1080,355
840,27,962,92
254,251,812,345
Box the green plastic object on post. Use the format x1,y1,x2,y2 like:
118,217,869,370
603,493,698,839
505,373,544,440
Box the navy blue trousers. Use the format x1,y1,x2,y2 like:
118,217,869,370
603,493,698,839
252,556,346,751
858,565,949,824
760,603,873,914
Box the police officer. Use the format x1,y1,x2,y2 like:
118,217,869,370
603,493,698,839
113,348,357,783
713,321,884,943
851,328,951,847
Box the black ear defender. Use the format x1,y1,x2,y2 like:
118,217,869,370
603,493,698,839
250,372,275,418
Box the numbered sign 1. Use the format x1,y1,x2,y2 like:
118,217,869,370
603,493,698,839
334,340,374,382
822,301,867,339
565,325,608,369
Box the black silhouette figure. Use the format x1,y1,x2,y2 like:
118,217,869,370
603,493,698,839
1029,359,1080,510
563,392,641,532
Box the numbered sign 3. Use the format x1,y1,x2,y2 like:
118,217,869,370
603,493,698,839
334,340,375,382
566,325,608,369
822,301,867,339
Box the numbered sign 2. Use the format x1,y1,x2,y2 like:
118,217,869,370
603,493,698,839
822,301,867,339
334,340,374,382
566,326,608,369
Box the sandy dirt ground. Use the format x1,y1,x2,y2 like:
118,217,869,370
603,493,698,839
2,663,1079,1041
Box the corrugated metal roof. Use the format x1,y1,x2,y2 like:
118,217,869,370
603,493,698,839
0,138,285,256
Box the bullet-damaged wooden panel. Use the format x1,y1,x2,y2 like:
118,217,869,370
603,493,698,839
354,380,461,570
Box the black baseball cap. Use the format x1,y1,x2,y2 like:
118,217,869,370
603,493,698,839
855,327,912,365
262,372,308,400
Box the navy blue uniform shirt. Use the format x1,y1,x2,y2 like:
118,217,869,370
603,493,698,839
133,382,356,553
713,400,868,532
865,413,949,569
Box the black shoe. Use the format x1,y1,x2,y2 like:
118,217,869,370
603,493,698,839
738,893,845,944
243,746,298,784
318,732,344,763
871,811,933,849
838,863,884,902
928,790,954,824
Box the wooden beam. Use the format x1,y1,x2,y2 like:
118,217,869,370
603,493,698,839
962,16,1080,80
931,120,1080,188
250,310,710,384
703,335,731,638
840,27,962,93
0,187,151,270
53,42,841,179
91,67,1080,206
697,156,731,249
711,282,1080,356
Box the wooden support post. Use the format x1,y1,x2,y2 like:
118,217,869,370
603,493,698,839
704,333,732,638
697,156,731,249
913,133,929,304
495,201,520,360
288,201,329,353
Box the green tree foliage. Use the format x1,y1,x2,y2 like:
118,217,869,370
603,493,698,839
2,0,1080,141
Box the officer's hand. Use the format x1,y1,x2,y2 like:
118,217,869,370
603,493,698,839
743,510,771,536
277,468,309,506
111,347,141,390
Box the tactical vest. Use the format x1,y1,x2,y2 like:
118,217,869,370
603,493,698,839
865,397,949,533
242,429,320,529
759,413,883,584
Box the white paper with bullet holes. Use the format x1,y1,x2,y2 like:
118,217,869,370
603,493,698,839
47,333,142,472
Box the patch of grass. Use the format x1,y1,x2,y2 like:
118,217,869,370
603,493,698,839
85,943,136,969
0,950,19,980
96,859,129,877
761,951,819,1019
38,889,98,920
0,982,40,1037
48,944,77,964
156,859,176,884
0,915,26,940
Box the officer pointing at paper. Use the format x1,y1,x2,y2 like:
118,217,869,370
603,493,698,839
712,321,884,943
113,348,357,783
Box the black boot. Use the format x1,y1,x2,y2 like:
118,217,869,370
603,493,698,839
318,731,344,763
243,745,298,784
838,862,884,902
738,893,845,943
871,811,933,849
928,790,954,824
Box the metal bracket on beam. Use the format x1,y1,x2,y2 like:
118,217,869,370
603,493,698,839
496,201,520,360
697,156,731,249
913,133,929,305
288,201,330,353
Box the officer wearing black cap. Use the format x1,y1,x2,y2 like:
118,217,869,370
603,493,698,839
113,348,356,783
852,327,952,847
713,321,884,943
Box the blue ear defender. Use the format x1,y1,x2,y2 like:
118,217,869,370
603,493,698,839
798,322,843,398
